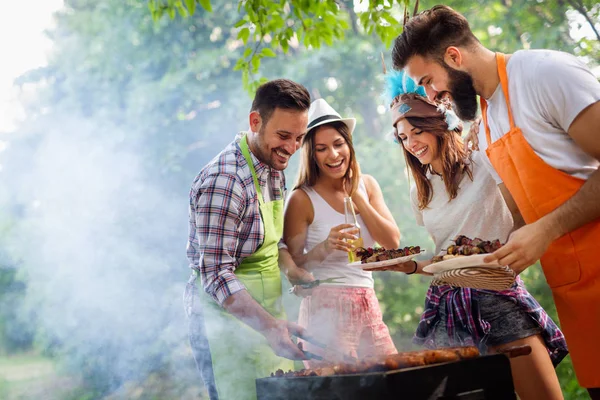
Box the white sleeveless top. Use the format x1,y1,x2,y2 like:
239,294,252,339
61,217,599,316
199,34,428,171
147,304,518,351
301,179,375,288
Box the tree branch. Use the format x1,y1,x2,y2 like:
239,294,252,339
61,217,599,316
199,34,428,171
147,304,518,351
567,0,600,42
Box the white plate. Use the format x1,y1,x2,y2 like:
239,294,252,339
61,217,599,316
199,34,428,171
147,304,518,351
423,254,500,274
348,252,424,270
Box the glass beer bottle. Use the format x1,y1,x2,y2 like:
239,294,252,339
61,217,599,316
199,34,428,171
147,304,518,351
344,197,363,262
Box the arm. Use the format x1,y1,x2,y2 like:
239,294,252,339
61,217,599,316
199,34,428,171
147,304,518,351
278,246,315,285
192,173,246,305
542,101,600,236
192,174,305,359
222,291,307,359
283,189,356,269
498,183,525,231
352,175,401,249
376,258,434,276
485,101,600,273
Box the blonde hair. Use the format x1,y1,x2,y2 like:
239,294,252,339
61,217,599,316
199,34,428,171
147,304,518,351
294,121,360,195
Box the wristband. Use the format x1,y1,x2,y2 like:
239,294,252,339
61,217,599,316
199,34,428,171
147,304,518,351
406,260,418,275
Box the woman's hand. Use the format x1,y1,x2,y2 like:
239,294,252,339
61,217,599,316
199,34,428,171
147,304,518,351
286,265,315,298
324,224,359,253
286,265,315,286
289,285,314,298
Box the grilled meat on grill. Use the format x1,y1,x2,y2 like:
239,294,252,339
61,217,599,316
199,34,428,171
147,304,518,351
270,346,480,378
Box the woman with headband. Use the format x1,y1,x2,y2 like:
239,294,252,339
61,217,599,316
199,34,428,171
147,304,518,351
383,71,567,400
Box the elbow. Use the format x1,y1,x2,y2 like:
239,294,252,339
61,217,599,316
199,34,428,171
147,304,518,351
390,228,401,248
380,230,401,249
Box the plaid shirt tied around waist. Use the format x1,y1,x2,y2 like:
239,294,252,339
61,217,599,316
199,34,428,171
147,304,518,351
414,277,568,366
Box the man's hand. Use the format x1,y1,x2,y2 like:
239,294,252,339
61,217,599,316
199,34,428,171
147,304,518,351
464,117,481,152
483,219,557,275
263,320,309,360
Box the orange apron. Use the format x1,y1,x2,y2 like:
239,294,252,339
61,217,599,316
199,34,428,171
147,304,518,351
480,53,600,387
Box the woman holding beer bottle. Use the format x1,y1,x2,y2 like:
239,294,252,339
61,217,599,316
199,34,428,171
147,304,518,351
283,98,400,367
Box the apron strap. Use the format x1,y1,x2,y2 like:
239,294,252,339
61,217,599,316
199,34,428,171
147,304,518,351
496,52,516,130
480,52,515,147
239,134,264,206
480,97,492,146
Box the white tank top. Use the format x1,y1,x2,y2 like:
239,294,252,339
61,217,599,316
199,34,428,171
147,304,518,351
301,179,375,288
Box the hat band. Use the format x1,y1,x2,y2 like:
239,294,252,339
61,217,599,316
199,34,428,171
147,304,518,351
307,114,340,130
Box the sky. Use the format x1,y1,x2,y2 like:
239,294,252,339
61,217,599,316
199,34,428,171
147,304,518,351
0,1,597,133
0,0,64,132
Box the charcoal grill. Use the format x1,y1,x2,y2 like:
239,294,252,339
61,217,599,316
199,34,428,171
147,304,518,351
256,353,515,400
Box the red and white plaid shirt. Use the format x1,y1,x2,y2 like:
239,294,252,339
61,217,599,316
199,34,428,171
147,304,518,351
187,134,286,305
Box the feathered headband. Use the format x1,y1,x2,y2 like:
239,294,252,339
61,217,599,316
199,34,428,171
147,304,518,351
383,70,461,132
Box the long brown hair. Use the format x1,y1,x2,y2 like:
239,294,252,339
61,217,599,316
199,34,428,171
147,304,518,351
294,121,360,195
398,116,472,210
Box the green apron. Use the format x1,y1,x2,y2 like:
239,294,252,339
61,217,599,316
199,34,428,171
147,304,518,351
198,134,294,400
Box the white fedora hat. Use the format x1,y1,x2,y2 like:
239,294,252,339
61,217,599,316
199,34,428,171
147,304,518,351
307,98,356,135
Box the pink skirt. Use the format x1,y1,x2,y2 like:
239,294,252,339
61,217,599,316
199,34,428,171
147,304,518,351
298,286,397,368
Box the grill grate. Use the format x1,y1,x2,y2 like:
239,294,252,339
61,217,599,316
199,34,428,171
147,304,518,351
256,353,515,400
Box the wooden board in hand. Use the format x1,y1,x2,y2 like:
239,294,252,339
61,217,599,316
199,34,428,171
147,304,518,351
430,265,515,291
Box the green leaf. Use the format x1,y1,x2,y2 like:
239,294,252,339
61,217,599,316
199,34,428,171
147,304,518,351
175,2,188,17
260,47,276,57
185,0,196,15
381,13,397,26
233,59,246,71
250,55,261,73
239,27,250,44
198,0,212,12
242,69,249,88
243,47,253,58
234,19,246,28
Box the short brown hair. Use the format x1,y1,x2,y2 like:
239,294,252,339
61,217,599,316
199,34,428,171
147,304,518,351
294,121,361,196
250,79,311,124
392,5,480,69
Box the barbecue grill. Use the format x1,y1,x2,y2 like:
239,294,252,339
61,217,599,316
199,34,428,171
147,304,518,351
256,353,515,400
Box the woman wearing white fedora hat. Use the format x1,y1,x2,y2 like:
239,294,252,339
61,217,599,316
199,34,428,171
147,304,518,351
283,98,400,367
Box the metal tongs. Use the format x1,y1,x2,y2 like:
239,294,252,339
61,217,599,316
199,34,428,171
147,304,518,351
295,331,357,363
295,331,327,360
288,276,346,294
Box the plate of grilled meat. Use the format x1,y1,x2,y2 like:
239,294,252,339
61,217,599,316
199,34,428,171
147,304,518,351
423,235,503,273
423,235,515,290
347,246,424,270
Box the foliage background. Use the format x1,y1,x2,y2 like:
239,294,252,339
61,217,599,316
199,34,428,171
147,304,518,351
0,0,597,398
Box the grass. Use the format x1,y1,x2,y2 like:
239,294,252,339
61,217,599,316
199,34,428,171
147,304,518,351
0,352,83,400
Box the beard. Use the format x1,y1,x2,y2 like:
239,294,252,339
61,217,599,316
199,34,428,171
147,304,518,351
250,126,291,171
440,63,478,121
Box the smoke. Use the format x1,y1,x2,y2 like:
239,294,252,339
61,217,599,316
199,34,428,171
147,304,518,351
0,114,213,394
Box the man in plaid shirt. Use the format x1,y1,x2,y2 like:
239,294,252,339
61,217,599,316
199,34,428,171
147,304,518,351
185,79,314,400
